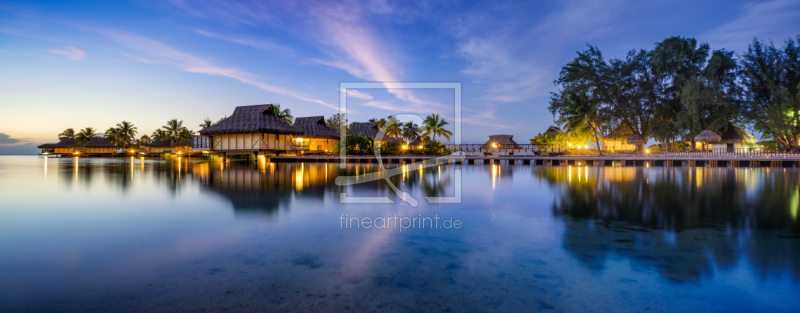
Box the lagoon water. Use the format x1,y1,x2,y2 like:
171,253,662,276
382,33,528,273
1,156,799,312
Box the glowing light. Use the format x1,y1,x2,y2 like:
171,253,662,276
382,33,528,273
296,138,304,142
492,143,497,148
73,151,80,155
177,151,182,155
402,145,408,150
491,164,497,190
645,149,650,153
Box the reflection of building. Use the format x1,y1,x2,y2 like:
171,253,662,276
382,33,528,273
197,162,338,214
199,104,305,156
293,116,340,153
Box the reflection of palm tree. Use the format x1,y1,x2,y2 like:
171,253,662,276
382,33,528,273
421,114,452,142
75,127,98,143
58,128,75,139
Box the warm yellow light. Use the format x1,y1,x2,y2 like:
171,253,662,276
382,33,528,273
568,143,572,146
402,145,408,150
645,149,650,153
492,143,497,148
129,149,134,153
296,138,304,142
177,151,182,154
73,151,80,155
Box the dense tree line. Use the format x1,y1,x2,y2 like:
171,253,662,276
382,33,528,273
549,35,800,152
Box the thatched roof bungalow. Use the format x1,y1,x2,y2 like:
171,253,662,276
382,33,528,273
409,136,431,148
293,116,340,153
711,122,757,152
71,137,116,155
38,137,76,154
601,127,635,151
626,135,647,151
347,122,404,144
544,126,562,135
484,135,521,149
198,104,304,154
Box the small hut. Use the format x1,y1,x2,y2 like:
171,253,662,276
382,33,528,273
293,116,340,153
198,104,304,154
711,123,757,152
347,122,404,144
626,135,647,152
71,137,116,155
142,136,173,154
484,135,521,149
601,127,635,151
544,126,562,135
38,137,76,155
409,136,431,148
693,130,721,151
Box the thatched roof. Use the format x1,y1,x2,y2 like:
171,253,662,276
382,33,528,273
294,116,339,139
602,126,633,141
544,126,562,135
484,134,521,148
347,122,404,144
144,136,171,147
410,136,431,146
719,123,757,144
199,104,303,136
348,122,380,137
626,135,647,144
694,130,721,143
71,137,116,148
38,137,75,149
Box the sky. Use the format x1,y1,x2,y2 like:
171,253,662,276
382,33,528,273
1,0,799,154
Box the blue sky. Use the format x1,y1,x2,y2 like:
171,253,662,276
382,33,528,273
1,0,799,154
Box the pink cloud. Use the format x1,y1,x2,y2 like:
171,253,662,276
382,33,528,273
48,46,86,60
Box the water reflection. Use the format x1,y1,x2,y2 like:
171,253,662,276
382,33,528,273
538,166,800,282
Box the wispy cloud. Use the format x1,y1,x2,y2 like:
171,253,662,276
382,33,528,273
97,29,338,110
193,28,292,52
0,133,21,144
48,46,86,60
346,89,373,100
700,0,800,51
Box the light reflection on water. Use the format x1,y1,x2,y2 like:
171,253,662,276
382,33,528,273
0,156,799,312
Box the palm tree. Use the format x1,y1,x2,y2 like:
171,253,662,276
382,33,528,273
138,135,152,145
385,116,402,139
178,128,194,142
271,104,294,125
58,128,75,139
115,121,138,149
402,121,420,142
216,116,227,124
199,118,213,129
75,127,98,143
105,127,122,147
152,129,169,141
162,119,184,143
420,114,453,142
556,93,604,155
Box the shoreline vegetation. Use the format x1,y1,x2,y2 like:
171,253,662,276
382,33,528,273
543,35,800,154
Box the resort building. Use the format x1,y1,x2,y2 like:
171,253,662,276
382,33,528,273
293,116,340,153
38,137,76,155
710,123,757,152
484,135,521,149
141,137,173,154
198,104,304,156
601,127,636,151
70,137,116,155
347,122,404,144
544,126,562,135
409,136,431,148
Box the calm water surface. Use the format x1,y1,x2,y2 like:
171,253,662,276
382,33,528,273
1,156,799,312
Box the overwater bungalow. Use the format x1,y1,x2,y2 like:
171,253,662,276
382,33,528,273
38,137,76,155
70,137,116,155
293,116,340,153
347,122,404,144
142,136,197,155
711,122,757,152
198,104,304,156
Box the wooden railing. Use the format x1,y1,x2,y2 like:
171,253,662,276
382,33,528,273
446,144,795,157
